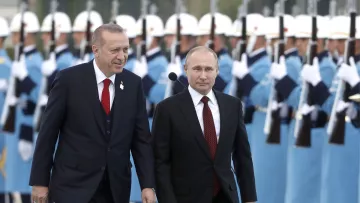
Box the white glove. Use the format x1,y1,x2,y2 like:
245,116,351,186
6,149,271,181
232,53,249,79
39,94,49,106
337,57,360,87
0,79,8,91
7,95,18,106
270,56,287,80
301,103,316,115
336,100,350,113
12,55,28,80
41,53,57,77
132,56,148,78
167,56,182,77
301,57,321,86
18,139,33,162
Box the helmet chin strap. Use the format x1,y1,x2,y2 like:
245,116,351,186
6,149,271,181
146,35,153,49
246,34,257,54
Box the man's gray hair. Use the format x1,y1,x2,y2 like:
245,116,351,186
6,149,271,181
184,46,219,68
91,23,125,46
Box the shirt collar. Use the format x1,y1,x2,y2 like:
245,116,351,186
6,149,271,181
93,59,116,85
188,85,217,107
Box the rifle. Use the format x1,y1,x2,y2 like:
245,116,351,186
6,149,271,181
294,0,318,147
327,0,356,144
80,0,94,60
33,0,58,132
208,0,217,51
111,0,119,24
136,0,148,61
264,0,285,143
0,1,27,133
164,0,183,99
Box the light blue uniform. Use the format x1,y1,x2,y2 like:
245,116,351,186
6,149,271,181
238,48,288,203
6,47,43,194
0,49,11,194
279,51,336,203
130,48,168,203
124,52,136,72
319,54,360,203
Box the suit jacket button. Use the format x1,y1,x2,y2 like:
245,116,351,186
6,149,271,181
108,147,111,151
101,166,105,171
107,130,110,134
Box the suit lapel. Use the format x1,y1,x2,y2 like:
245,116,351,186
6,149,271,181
110,73,126,139
84,60,106,134
179,89,212,161
213,90,228,161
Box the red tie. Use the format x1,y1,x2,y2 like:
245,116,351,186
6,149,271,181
201,96,220,196
101,79,111,115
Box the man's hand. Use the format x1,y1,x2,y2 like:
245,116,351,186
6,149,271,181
141,188,156,203
31,186,49,203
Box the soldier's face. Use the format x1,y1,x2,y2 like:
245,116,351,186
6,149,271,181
92,31,129,75
184,50,218,95
327,39,337,54
230,37,240,49
295,38,309,56
336,39,346,56
41,32,51,47
164,34,175,49
197,35,209,46
72,32,85,47
11,32,20,44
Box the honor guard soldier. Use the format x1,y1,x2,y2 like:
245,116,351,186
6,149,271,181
0,16,11,202
164,13,198,95
40,12,73,87
133,14,168,127
72,10,103,64
320,12,360,203
6,10,43,201
196,12,233,94
274,15,336,203
115,15,137,72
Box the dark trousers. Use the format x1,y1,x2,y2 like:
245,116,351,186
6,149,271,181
89,169,114,203
212,190,231,203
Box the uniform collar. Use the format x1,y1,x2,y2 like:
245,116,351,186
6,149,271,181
284,48,298,59
146,47,163,62
248,48,267,67
188,85,217,107
93,59,116,85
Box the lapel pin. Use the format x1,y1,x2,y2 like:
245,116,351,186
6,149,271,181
120,81,124,90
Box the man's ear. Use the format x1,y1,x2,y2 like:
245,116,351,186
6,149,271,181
92,45,98,57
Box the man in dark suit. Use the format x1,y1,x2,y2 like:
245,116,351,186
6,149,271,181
29,24,156,203
152,46,257,203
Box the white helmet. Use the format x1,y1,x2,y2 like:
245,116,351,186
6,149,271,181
329,15,349,39
0,16,10,37
135,14,164,37
72,11,103,32
10,11,40,33
196,12,232,36
115,15,137,38
356,16,360,39
294,15,329,39
245,13,264,36
164,13,198,36
226,19,241,37
265,14,296,39
41,12,72,35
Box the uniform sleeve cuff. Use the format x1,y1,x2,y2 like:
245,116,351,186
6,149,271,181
237,74,257,97
275,75,298,100
213,76,227,92
310,81,330,106
142,75,155,97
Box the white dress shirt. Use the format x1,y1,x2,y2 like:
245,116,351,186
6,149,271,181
93,60,116,109
188,86,220,142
